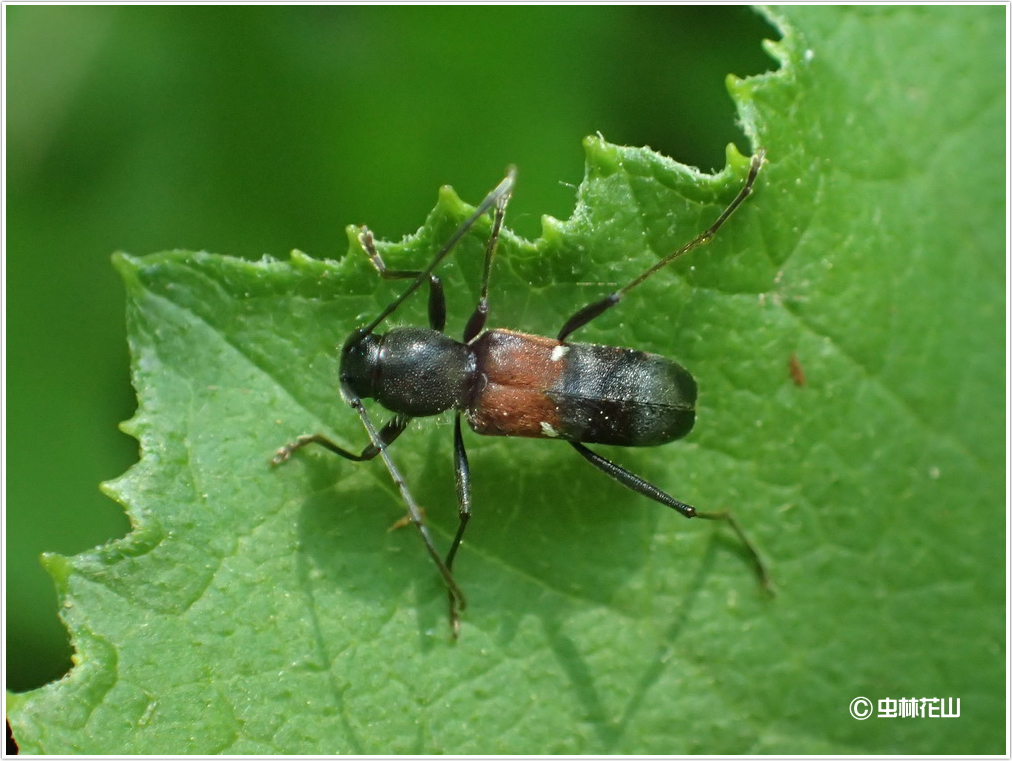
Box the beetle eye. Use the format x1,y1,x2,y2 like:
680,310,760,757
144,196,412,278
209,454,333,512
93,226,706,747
339,331,381,401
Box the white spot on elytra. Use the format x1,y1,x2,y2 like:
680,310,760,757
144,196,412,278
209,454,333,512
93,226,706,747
540,422,559,438
551,345,569,362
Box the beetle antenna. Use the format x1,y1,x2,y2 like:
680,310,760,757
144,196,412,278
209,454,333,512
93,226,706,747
557,149,765,343
621,149,764,295
349,396,467,612
362,167,517,336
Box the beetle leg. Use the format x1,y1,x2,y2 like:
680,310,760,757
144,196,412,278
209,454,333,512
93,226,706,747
570,441,772,592
443,413,473,637
350,400,468,618
359,227,447,333
270,413,411,466
463,176,513,343
361,168,516,336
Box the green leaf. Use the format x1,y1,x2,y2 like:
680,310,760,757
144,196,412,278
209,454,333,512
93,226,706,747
8,6,1004,753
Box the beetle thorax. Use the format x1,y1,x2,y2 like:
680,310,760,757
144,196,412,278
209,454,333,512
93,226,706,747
340,327,475,417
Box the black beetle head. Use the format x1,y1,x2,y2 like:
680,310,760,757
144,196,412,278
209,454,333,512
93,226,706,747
339,328,381,403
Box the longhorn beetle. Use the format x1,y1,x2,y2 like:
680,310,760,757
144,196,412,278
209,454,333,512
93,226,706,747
273,150,769,636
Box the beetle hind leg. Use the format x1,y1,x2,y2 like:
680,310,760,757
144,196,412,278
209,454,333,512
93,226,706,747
569,441,772,592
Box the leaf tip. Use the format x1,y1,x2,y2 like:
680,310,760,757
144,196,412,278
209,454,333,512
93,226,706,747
435,183,469,218
111,251,142,288
582,134,623,178
40,552,73,593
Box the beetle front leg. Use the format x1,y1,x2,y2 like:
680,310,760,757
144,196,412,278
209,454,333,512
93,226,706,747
359,227,447,332
271,413,411,465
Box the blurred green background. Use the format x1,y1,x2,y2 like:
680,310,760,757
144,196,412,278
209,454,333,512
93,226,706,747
6,5,776,692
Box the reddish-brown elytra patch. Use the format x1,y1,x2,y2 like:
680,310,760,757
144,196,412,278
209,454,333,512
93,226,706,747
467,329,566,439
